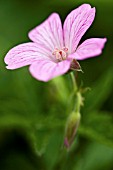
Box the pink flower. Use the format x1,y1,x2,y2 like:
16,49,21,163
4,4,107,82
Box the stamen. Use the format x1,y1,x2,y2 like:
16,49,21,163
52,47,68,62
62,47,68,52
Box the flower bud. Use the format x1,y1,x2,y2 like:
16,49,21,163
64,111,81,148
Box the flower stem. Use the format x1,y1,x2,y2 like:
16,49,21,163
70,72,82,113
70,72,78,93
74,92,82,113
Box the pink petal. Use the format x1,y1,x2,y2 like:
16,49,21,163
75,38,107,60
4,42,51,69
28,13,63,52
63,4,95,53
29,59,71,82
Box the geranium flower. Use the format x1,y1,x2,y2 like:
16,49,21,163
4,4,107,82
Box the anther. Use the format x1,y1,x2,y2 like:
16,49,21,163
52,47,68,61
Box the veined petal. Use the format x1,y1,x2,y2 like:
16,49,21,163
4,42,51,69
28,13,63,52
29,59,71,82
63,4,95,53
75,38,107,60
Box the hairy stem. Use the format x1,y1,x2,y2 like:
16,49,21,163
70,72,82,113
70,72,78,93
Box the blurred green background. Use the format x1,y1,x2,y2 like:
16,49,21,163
0,0,113,170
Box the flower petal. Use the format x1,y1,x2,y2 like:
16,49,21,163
63,4,95,53
28,13,63,52
75,38,107,60
29,59,71,82
4,42,51,69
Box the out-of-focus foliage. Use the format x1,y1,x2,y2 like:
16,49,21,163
0,0,113,170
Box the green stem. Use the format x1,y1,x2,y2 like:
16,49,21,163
70,72,78,93
70,72,82,113
74,92,82,113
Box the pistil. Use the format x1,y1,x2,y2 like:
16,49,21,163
52,47,68,62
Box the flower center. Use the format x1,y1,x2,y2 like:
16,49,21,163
52,47,68,62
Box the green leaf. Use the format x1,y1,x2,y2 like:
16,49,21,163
50,76,70,105
72,142,113,170
83,67,113,113
31,114,66,156
43,131,64,170
32,128,52,156
79,111,113,148
0,115,30,129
